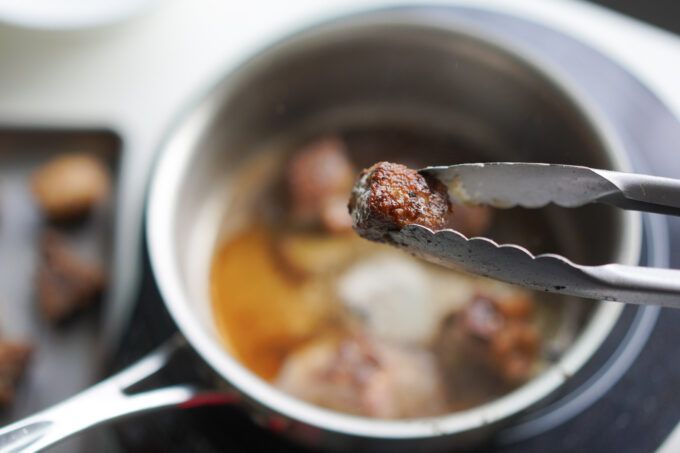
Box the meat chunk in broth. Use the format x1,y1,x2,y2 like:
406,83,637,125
284,137,355,233
446,202,493,237
275,334,448,418
31,153,111,221
433,293,539,407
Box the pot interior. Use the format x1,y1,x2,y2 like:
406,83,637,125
150,11,641,440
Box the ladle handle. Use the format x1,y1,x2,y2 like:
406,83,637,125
0,335,235,453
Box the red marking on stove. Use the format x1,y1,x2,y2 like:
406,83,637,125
266,415,289,433
179,392,240,408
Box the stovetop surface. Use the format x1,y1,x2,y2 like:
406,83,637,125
110,6,680,453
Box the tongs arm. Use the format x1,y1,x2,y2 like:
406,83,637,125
421,163,680,216
569,263,680,308
594,169,680,216
394,225,680,309
353,162,680,308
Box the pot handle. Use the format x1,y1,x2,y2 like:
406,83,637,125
0,335,236,453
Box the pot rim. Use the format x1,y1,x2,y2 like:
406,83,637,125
146,7,642,439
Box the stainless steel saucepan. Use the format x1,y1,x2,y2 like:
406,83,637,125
0,8,642,453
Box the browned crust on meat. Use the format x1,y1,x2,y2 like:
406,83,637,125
348,162,452,241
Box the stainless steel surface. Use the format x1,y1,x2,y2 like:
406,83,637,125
0,336,198,453
0,8,645,452
422,162,680,215
145,9,641,451
391,224,680,307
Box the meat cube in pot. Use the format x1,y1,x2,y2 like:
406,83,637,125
284,137,355,233
275,334,448,418
433,293,539,405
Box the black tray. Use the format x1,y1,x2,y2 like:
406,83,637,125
0,128,121,453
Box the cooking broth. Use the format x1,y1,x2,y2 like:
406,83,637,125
210,129,580,418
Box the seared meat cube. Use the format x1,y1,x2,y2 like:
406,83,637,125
285,137,355,233
32,153,111,221
0,341,32,405
348,162,452,242
36,231,107,323
275,334,447,418
434,293,539,401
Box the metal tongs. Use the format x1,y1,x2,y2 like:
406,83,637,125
389,163,680,308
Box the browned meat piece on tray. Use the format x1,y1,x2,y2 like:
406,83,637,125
433,293,539,405
36,231,107,323
348,161,452,242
